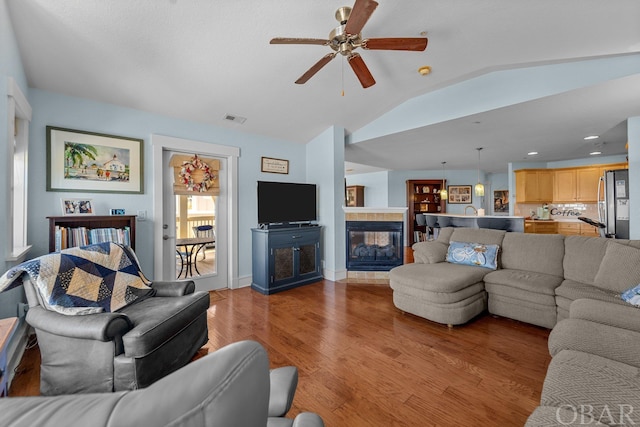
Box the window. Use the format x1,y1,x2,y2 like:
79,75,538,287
7,78,32,261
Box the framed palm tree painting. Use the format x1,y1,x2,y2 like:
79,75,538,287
46,126,143,194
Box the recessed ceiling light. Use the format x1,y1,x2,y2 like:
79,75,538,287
584,135,599,140
418,66,431,76
527,151,538,156
589,151,602,155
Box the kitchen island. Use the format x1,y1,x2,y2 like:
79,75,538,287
423,213,525,232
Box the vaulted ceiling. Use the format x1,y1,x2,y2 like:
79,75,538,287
8,0,640,173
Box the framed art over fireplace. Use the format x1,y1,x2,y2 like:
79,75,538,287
46,126,144,194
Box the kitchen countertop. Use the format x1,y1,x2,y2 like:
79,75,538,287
423,213,525,232
425,213,525,219
526,218,583,222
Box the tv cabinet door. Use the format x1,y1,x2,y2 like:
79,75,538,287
273,247,295,281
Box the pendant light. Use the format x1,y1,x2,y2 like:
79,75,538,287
439,161,448,199
475,147,485,197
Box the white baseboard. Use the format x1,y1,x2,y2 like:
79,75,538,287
322,268,347,282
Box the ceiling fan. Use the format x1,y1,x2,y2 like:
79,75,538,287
270,0,428,89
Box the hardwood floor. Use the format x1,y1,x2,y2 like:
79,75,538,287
9,280,551,426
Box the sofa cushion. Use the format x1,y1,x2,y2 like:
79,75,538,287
411,241,448,264
549,319,640,368
555,280,625,307
389,262,487,293
593,242,640,293
118,291,210,358
392,289,486,326
449,228,506,246
540,350,640,425
446,241,499,270
501,233,565,277
562,236,609,285
484,269,563,296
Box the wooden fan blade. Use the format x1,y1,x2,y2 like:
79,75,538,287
270,37,330,46
363,37,428,51
295,53,337,84
348,53,376,88
344,0,378,35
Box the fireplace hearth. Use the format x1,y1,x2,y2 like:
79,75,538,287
346,220,403,271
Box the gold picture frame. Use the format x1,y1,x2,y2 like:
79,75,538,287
448,185,472,204
261,157,289,174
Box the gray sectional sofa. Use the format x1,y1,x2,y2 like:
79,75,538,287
389,227,640,426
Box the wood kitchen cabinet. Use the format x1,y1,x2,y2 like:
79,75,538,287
554,167,600,202
515,170,553,203
524,220,557,234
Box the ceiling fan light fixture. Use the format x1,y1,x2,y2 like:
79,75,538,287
418,66,432,76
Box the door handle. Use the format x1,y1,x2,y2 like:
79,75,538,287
163,235,171,240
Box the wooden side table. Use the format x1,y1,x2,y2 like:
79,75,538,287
0,317,19,396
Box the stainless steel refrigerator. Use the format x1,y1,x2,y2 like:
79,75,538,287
597,169,630,239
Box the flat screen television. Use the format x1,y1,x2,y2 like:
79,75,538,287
257,181,317,225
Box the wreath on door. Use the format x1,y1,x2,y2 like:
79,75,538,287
179,155,215,192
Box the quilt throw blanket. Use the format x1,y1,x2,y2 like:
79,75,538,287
0,242,154,315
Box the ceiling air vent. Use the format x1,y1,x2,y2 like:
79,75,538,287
223,114,246,124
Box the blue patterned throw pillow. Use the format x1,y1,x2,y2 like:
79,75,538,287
446,241,499,270
621,284,640,307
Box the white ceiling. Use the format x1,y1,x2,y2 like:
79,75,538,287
7,0,640,174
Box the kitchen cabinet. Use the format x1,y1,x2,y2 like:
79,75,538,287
553,169,577,202
580,223,600,237
554,167,600,202
515,170,553,203
543,221,600,237
524,220,557,234
557,222,580,236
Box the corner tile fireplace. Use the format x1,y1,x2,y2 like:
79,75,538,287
346,220,403,271
343,207,407,279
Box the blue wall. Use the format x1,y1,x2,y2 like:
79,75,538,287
0,0,30,385
28,89,308,280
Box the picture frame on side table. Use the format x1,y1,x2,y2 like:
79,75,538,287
448,185,472,204
47,126,144,194
61,198,95,215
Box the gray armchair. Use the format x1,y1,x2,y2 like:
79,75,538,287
22,277,210,395
0,340,324,427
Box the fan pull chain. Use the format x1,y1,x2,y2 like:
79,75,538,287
341,56,345,96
